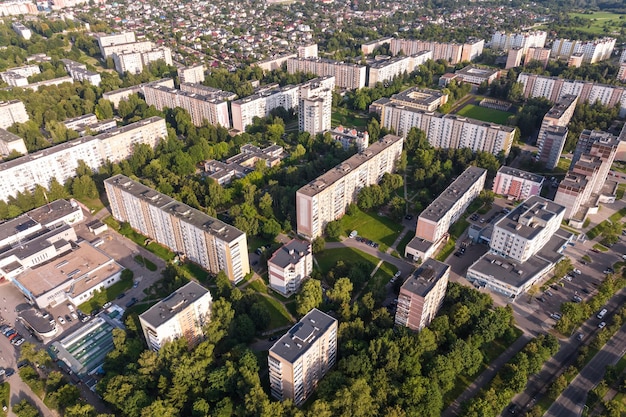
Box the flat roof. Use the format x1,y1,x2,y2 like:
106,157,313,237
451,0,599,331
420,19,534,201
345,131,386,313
288,56,366,69
406,236,434,252
0,128,23,144
27,199,81,227
268,239,310,268
470,252,551,289
494,196,565,240
401,258,449,297
270,308,336,363
0,216,39,243
19,308,56,335
419,166,487,222
140,281,210,328
558,173,588,192
297,134,403,197
0,225,72,264
497,166,544,183
457,65,499,77
390,87,444,108
544,94,578,120
232,84,298,105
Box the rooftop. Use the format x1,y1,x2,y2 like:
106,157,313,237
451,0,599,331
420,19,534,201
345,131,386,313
0,128,24,144
270,308,336,363
401,258,449,297
297,134,403,197
268,239,310,268
419,166,487,222
497,166,544,183
471,251,552,289
140,281,211,328
494,195,565,240
544,94,578,120
27,199,81,228
389,87,445,108
456,65,499,77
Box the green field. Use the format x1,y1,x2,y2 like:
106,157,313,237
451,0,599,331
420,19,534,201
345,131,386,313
316,247,380,274
455,104,513,125
568,11,626,35
340,210,403,247
331,108,369,128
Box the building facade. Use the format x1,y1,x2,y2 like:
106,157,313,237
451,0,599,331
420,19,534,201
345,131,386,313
298,76,334,136
550,37,616,64
536,94,578,169
0,100,28,129
493,166,544,201
490,30,547,52
268,308,337,406
139,281,213,351
329,126,369,152
389,38,484,64
395,258,449,331
105,175,250,283
296,134,403,239
0,128,27,156
177,65,205,84
231,84,299,132
286,57,366,90
268,239,313,296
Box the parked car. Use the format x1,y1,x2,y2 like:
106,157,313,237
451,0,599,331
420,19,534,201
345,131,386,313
572,269,582,275
5,369,14,377
8,333,19,342
71,312,78,320
404,214,413,220
393,271,401,279
125,297,138,308
551,313,562,320
12,337,24,346
545,290,553,297
576,333,584,341
116,293,126,300
598,321,607,329
4,329,16,338
65,314,72,322
572,296,582,303
57,316,66,325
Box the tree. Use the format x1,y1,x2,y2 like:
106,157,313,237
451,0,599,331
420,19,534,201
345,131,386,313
325,220,343,239
13,399,39,417
249,302,271,331
262,218,281,239
296,279,323,316
312,237,326,254
95,98,114,120
327,277,353,305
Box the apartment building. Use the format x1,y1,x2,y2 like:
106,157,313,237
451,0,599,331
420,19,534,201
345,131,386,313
0,1,37,16
139,281,213,351
329,126,369,152
493,166,544,201
297,44,318,58
572,129,617,167
406,167,486,261
551,37,615,64
112,46,172,74
60,59,101,86
268,239,313,296
618,63,626,82
0,64,40,87
0,128,27,157
177,65,205,84
105,175,250,283
524,47,551,68
255,53,297,72
455,65,499,85
179,83,237,101
389,38,484,64
0,100,28,129
490,30,547,52
366,52,432,88
536,94,578,169
143,84,230,127
11,22,31,40
95,32,137,56
298,76,334,136
380,104,514,156
204,143,285,185
287,57,366,90
103,78,175,108
268,308,337,406
371,87,447,114
0,117,167,201
506,47,525,70
231,84,299,132
361,37,392,55
395,258,449,331
23,77,73,91
296,134,404,239
517,73,626,118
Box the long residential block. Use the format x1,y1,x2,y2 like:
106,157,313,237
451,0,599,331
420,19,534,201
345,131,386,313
287,57,366,90
105,175,250,284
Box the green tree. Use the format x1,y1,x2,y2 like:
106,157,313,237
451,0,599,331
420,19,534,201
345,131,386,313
296,279,323,316
325,220,343,239
312,237,326,254
95,98,114,120
262,218,281,239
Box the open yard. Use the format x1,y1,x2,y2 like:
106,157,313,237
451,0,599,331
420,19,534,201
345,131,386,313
315,247,380,274
254,294,294,329
455,104,513,125
331,108,369,128
567,11,626,36
340,210,403,248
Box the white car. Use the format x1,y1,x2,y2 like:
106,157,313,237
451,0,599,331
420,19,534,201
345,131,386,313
598,321,606,329
57,316,66,325
394,271,401,279
71,312,78,320
572,269,582,275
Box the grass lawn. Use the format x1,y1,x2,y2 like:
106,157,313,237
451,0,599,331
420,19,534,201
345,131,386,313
396,232,415,258
617,183,626,200
315,247,380,274
0,383,8,417
254,294,293,329
455,104,513,125
249,279,268,293
285,300,298,318
340,210,403,247
105,216,176,261
75,196,105,214
78,276,133,313
592,243,609,252
331,108,369,128
247,236,274,252
449,218,469,240
436,238,456,262
180,262,210,282
567,11,626,35
364,261,396,295
134,255,157,271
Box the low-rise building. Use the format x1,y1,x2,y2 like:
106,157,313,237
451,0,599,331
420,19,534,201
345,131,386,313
455,65,499,85
329,126,369,152
139,281,213,351
203,144,285,185
268,239,312,296
0,128,27,157
493,166,544,201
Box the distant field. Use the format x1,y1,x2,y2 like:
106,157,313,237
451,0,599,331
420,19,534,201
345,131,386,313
568,11,625,35
455,104,513,125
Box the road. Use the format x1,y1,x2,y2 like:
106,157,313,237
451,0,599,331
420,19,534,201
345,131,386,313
544,321,626,417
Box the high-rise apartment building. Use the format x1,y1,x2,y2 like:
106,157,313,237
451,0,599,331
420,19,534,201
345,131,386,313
231,84,299,132
493,167,544,201
506,47,524,69
60,59,101,86
112,46,172,74
105,175,250,283
550,37,615,64
139,281,213,351
536,94,578,169
380,103,514,156
524,47,551,68
297,44,318,58
296,134,404,239
268,308,337,406
95,32,137,57
395,258,449,331
367,52,432,88
177,65,205,84
490,31,547,52
268,239,313,296
287,57,366,90
389,38,484,64
143,84,230,127
618,63,626,82
0,117,167,201
0,100,28,129
298,76,334,136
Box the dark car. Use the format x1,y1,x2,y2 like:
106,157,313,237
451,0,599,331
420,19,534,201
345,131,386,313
404,214,413,220
125,297,138,308
116,292,126,299
582,288,590,294
4,369,14,377
268,335,278,341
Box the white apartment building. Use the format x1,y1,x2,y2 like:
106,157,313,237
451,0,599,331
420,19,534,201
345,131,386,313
367,52,432,88
103,78,175,108
112,46,172,74
231,85,299,132
269,308,337,406
0,2,38,16
493,166,544,201
60,59,101,86
12,22,31,40
96,32,137,56
268,239,313,296
0,128,27,156
490,31,547,52
329,126,369,152
143,84,230,127
536,94,578,169
0,64,40,87
297,44,318,58
255,54,298,72
380,104,514,156
177,65,205,84
551,37,616,64
287,57,366,90
105,175,250,283
0,117,167,201
395,258,449,331
298,76,334,136
139,281,213,351
389,38,484,64
296,134,403,239
618,63,626,82
0,100,28,129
